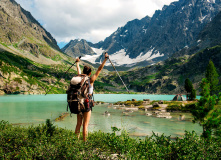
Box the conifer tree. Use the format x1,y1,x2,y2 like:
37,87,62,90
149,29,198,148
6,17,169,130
184,78,195,100
205,60,219,95
190,88,196,100
191,78,221,138
190,60,220,138
191,79,216,138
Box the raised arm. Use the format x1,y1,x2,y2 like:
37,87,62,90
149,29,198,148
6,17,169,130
90,52,109,84
76,57,81,74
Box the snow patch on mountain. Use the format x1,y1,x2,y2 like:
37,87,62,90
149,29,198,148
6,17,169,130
81,47,104,63
81,47,164,66
200,15,207,22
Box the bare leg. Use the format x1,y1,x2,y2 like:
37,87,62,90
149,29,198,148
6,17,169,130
75,114,83,139
83,111,91,141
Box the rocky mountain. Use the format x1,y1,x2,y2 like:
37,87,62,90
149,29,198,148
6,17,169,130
0,0,77,95
99,10,221,94
100,44,221,94
198,10,221,47
63,0,221,67
0,0,63,61
174,10,221,57
126,0,221,58
92,16,151,63
61,39,95,58
1,0,221,95
62,16,151,66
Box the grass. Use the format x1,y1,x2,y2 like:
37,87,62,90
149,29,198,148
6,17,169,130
0,51,122,94
0,120,220,159
0,51,78,94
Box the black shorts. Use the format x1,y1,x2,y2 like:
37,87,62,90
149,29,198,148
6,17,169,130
82,106,92,113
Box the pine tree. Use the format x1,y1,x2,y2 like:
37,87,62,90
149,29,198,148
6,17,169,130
205,60,219,95
184,78,195,100
190,88,196,101
185,78,193,92
191,78,221,138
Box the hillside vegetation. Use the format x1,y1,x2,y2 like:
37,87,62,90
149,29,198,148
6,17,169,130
0,49,113,95
0,120,220,159
1,44,221,95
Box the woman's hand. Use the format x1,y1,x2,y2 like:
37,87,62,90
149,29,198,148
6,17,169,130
105,52,109,59
76,57,81,74
76,57,80,62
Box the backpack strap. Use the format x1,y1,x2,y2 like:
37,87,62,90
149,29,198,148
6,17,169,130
77,75,89,97
77,75,89,116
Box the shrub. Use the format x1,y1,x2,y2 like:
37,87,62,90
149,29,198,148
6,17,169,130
0,120,220,159
185,103,197,111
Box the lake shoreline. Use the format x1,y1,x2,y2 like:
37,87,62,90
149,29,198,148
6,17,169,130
0,94,202,138
0,91,191,95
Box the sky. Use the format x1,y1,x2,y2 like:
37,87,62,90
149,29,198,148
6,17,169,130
15,0,177,48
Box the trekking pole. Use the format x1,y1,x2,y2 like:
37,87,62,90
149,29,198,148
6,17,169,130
108,56,130,94
64,56,81,74
45,56,81,95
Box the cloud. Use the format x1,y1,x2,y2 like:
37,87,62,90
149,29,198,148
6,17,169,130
15,0,177,45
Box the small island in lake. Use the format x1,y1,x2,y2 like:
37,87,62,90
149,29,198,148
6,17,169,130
110,98,197,119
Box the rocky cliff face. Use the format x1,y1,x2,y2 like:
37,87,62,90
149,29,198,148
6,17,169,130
193,10,221,53
172,10,221,58
0,0,61,58
126,0,221,59
93,16,151,62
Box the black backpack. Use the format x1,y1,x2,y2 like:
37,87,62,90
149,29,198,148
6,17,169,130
66,74,94,115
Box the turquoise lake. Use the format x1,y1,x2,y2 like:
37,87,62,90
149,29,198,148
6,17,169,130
0,94,202,138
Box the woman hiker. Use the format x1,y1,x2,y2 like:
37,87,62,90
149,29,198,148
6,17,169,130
75,52,109,141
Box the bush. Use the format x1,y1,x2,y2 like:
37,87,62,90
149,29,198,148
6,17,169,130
185,103,197,111
0,120,220,159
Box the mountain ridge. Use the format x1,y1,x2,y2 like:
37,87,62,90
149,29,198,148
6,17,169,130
61,39,95,58
0,0,63,61
0,0,221,95
62,0,221,67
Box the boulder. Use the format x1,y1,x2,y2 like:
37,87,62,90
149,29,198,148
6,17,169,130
125,107,138,111
179,115,185,120
158,100,164,104
103,111,110,116
152,102,159,108
158,104,168,108
143,101,150,105
132,99,137,101
130,104,135,107
146,113,152,116
152,111,160,115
